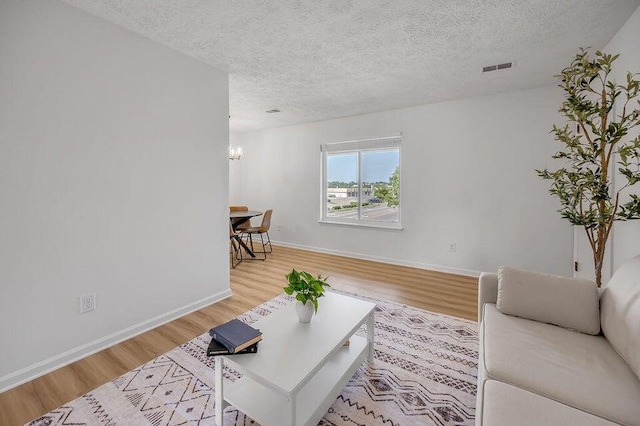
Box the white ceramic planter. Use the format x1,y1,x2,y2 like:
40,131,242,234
295,301,315,323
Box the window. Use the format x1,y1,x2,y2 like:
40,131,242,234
321,136,401,228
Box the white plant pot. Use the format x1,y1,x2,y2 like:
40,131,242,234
295,301,315,323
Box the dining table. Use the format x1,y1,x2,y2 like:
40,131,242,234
229,210,263,258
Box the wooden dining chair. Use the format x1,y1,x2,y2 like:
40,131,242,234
229,222,243,268
229,205,252,230
241,209,273,259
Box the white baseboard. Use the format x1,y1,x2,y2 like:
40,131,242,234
271,240,481,278
0,244,477,393
0,288,232,394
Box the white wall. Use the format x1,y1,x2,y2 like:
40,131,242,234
230,85,573,277
605,5,640,271
0,0,230,391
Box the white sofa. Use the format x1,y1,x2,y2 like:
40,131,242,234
475,256,640,426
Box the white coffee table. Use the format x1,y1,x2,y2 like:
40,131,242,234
214,292,376,426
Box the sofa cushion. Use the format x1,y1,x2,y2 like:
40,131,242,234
479,380,617,426
600,255,640,380
481,304,640,426
497,266,600,335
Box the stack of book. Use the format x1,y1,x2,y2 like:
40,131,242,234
207,318,262,357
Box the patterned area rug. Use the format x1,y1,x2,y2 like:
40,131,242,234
27,290,478,426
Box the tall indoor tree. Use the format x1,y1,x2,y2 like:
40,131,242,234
538,48,640,286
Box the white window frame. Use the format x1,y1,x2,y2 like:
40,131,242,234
320,136,402,230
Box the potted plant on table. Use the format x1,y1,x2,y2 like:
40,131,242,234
283,269,331,323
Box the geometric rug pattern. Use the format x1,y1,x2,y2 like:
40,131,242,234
27,289,478,426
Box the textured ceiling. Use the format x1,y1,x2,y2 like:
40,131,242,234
62,0,640,133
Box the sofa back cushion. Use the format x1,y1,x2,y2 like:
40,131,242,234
497,267,600,335
600,255,640,380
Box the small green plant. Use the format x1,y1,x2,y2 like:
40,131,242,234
283,269,330,312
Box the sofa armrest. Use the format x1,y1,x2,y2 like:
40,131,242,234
478,272,498,322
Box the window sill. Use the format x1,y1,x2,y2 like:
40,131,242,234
318,219,403,231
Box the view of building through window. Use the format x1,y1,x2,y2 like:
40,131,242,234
325,146,400,224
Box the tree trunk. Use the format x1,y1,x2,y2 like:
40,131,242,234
594,257,603,288
593,239,606,287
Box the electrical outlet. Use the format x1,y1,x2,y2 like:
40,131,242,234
449,242,457,253
80,293,96,314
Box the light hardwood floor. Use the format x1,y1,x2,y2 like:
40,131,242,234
0,245,478,426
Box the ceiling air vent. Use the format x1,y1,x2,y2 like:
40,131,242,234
266,108,282,114
482,62,512,73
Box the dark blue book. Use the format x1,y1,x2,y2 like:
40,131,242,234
207,338,258,357
209,319,262,353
